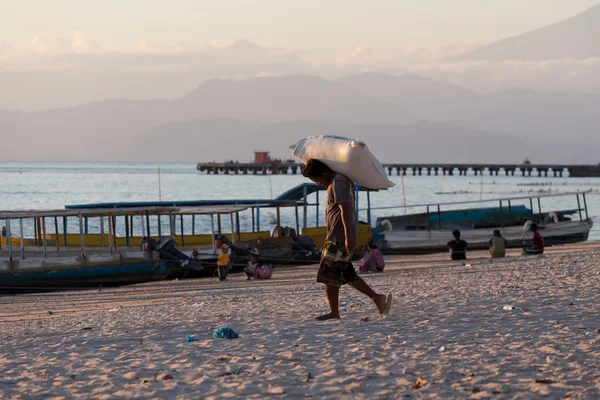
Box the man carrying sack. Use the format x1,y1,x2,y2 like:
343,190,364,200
301,159,392,321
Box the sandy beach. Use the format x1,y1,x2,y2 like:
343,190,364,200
1,244,600,399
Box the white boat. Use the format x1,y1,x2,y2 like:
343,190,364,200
372,191,594,254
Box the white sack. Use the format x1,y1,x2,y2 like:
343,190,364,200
289,135,395,189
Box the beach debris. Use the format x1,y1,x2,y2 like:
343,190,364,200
162,374,173,380
80,327,93,331
412,377,424,389
47,311,54,316
438,346,445,352
108,308,119,312
472,387,481,394
213,325,239,339
186,334,197,342
503,305,515,310
217,366,244,377
359,316,370,322
70,374,76,379
267,385,286,395
546,356,557,363
98,284,102,291
306,372,312,382
535,378,556,384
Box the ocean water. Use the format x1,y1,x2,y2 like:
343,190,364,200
1,161,599,241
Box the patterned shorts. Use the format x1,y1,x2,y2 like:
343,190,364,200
316,241,358,288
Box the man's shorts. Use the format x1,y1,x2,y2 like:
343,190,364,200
316,240,358,288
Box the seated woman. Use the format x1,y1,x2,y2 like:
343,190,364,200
489,229,507,258
359,241,385,273
523,223,545,255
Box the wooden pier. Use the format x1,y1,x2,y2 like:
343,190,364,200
196,162,600,178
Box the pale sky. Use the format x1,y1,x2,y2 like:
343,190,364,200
2,0,599,51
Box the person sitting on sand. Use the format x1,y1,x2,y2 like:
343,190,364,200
359,241,385,273
523,223,544,255
217,244,231,281
245,253,262,280
301,159,392,321
447,230,468,260
489,229,507,258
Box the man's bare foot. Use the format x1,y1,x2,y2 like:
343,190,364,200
315,313,341,321
373,294,387,310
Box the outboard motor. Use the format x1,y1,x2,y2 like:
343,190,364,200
141,237,158,257
155,237,192,267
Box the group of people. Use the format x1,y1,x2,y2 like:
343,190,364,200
447,223,545,260
216,244,273,282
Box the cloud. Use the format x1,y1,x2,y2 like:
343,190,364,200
23,32,100,54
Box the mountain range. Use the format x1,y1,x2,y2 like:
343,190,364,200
2,73,599,163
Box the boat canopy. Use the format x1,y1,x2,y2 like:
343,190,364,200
276,183,379,202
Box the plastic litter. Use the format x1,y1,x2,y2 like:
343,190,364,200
186,334,197,342
213,325,239,339
503,305,515,310
438,346,445,352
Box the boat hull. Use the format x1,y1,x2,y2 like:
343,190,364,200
382,219,593,255
0,258,173,289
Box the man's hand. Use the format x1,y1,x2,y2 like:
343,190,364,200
345,237,356,254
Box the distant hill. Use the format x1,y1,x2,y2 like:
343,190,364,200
1,73,599,163
128,118,600,165
463,3,600,60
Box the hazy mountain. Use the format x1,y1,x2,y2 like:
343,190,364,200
463,3,600,61
336,73,600,148
175,75,413,124
2,73,599,163
128,118,600,164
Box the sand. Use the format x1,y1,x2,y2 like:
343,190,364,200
1,244,600,399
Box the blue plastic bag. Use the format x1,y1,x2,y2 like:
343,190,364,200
212,325,239,339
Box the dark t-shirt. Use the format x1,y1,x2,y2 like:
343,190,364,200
447,239,468,260
326,174,357,243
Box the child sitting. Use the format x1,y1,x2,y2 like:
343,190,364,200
245,253,262,280
359,241,385,273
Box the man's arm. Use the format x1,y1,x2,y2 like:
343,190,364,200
339,202,356,252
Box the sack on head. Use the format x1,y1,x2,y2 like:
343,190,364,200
289,135,395,190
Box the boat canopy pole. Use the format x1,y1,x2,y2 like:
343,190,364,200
180,214,185,246
112,215,118,254
19,219,25,260
251,207,255,232
437,205,442,229
100,216,105,247
210,214,216,254
537,198,542,221
256,206,260,232
78,214,85,257
508,200,513,224
303,186,308,229
108,214,114,254
576,194,583,222
157,215,162,237
295,205,300,234
54,217,60,252
583,193,589,220
426,205,430,231
63,217,68,247
6,218,12,260
367,191,372,227
236,212,241,242
42,217,48,259
145,213,151,237
499,200,504,228
230,213,235,244
125,215,130,246
192,215,195,235
316,190,319,227
141,215,146,241
169,214,175,240
529,198,534,222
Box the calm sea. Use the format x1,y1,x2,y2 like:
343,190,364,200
1,161,599,241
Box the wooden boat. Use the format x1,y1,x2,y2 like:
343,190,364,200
0,205,251,288
372,191,594,254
